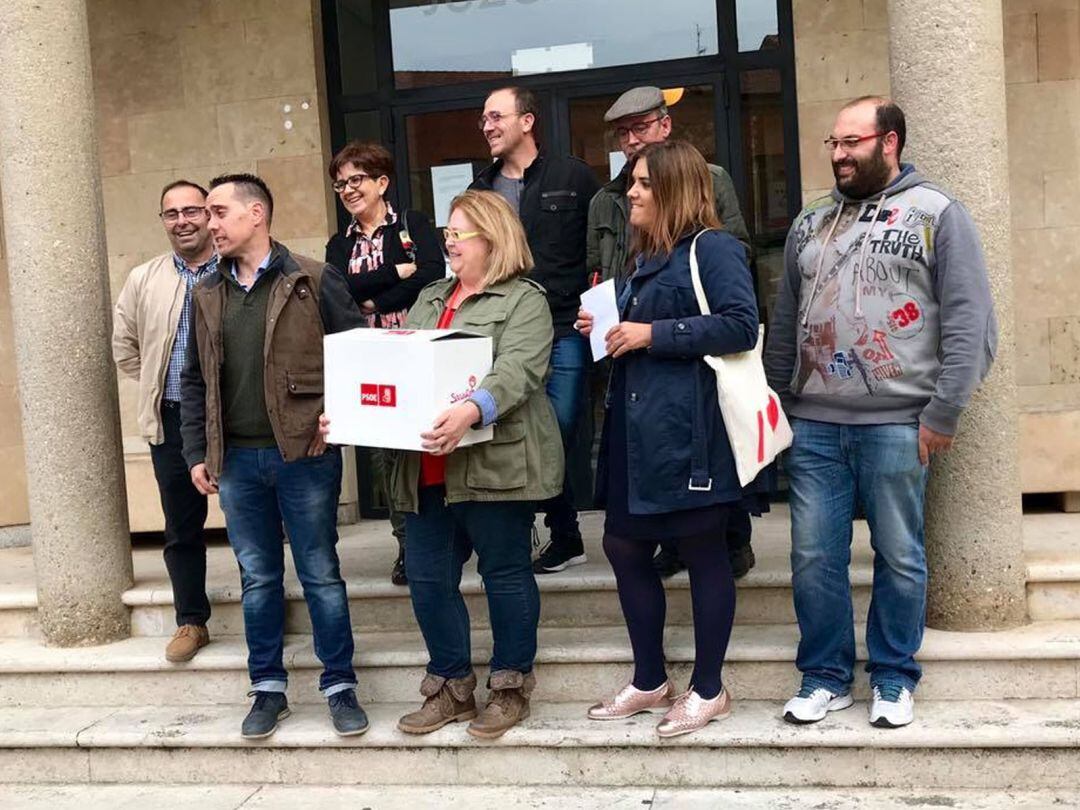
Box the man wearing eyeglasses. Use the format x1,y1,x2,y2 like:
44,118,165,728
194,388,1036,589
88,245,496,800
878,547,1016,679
587,86,751,285
112,180,218,664
470,86,601,576
587,86,757,583
764,96,996,729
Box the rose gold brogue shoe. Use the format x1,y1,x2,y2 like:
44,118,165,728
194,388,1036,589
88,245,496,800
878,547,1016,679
656,686,732,738
587,680,676,720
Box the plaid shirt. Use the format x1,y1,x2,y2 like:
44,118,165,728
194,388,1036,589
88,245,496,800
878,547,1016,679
163,253,219,402
346,204,410,328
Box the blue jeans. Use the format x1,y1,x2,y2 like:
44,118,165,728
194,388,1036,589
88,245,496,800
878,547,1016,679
217,446,356,695
405,486,540,678
786,418,929,694
541,333,589,543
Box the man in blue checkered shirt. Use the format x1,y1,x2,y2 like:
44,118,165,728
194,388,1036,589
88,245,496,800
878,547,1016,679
113,180,218,664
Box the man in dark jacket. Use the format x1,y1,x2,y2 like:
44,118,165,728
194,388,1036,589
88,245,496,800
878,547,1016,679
180,173,368,740
470,86,601,574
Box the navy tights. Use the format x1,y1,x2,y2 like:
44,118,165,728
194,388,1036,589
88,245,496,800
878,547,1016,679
603,528,737,700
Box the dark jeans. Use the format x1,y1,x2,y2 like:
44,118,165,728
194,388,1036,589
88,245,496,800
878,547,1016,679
540,333,589,546
150,402,210,627
217,445,356,695
405,486,539,678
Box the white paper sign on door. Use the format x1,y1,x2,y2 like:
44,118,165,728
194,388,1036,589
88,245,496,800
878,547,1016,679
431,163,475,227
609,151,627,180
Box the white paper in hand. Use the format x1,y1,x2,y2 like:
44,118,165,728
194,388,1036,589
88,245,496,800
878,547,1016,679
580,279,619,361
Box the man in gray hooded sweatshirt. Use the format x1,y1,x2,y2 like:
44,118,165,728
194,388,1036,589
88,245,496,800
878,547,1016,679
764,97,996,729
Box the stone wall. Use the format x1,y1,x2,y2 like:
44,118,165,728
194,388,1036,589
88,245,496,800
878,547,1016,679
0,0,343,527
1004,0,1080,492
792,0,1080,495
793,0,890,203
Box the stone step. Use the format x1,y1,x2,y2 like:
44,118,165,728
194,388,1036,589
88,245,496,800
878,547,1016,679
3,509,1078,640
1,620,1077,706
120,556,871,637
3,783,1079,809
1,698,1078,789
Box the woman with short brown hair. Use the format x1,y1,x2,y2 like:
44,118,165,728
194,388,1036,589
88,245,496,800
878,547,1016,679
324,140,445,585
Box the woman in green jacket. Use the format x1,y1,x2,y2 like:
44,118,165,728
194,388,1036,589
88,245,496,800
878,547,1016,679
392,190,562,740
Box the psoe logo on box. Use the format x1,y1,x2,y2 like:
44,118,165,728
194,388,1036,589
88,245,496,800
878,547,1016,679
360,383,397,407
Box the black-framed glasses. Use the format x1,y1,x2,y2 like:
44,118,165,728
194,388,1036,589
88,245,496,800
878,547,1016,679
477,111,520,130
613,117,662,141
159,206,208,224
332,172,374,193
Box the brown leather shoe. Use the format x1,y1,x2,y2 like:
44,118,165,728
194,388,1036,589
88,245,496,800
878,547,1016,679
466,670,535,739
397,672,478,734
165,624,210,663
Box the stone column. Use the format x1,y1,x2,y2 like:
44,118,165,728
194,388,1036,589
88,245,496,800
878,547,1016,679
0,0,133,644
888,0,1027,629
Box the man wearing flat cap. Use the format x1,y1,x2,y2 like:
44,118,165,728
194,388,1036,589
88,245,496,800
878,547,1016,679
586,85,758,581
588,86,750,284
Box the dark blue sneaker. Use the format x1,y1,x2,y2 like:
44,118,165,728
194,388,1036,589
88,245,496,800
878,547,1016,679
241,691,290,739
329,689,369,737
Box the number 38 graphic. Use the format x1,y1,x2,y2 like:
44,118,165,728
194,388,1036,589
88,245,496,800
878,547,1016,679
890,301,920,328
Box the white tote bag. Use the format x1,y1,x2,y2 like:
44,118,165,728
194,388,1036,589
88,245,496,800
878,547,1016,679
688,230,793,487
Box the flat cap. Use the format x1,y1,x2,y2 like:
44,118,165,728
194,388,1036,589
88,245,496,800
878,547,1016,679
604,86,666,123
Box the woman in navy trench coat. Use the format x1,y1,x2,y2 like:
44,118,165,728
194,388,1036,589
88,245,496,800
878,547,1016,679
578,139,759,738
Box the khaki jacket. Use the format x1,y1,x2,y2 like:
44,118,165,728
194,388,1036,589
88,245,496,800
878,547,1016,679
390,276,564,512
180,242,364,477
112,253,191,445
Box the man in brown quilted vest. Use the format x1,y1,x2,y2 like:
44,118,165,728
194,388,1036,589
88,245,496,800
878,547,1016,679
179,173,367,740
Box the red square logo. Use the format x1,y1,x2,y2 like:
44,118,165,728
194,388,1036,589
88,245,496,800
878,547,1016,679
360,383,378,406
379,385,397,407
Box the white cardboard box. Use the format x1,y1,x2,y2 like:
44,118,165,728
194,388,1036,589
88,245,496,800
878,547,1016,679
324,328,494,451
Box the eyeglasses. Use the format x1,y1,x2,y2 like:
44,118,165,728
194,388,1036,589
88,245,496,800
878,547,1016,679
332,172,374,193
443,228,481,242
477,111,520,130
823,132,887,153
159,206,208,224
613,117,662,141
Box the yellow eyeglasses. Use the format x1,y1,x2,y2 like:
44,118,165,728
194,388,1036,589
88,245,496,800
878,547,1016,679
444,228,481,242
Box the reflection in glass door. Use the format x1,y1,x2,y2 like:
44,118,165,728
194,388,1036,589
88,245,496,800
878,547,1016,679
388,0,721,90
402,105,490,227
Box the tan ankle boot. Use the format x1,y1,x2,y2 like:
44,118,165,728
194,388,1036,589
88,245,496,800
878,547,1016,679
397,672,477,734
466,670,535,739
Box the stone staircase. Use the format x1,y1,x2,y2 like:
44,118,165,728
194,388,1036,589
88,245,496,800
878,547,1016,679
0,508,1079,798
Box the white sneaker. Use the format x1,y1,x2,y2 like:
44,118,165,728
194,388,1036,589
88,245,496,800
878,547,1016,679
782,686,854,724
869,685,914,728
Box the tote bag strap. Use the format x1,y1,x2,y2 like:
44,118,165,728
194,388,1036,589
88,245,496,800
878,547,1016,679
687,229,714,318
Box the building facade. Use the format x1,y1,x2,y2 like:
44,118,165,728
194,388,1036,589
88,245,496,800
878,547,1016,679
0,0,1073,640
1,0,1076,531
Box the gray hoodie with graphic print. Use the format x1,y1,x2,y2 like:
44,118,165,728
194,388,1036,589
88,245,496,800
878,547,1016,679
763,164,997,435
